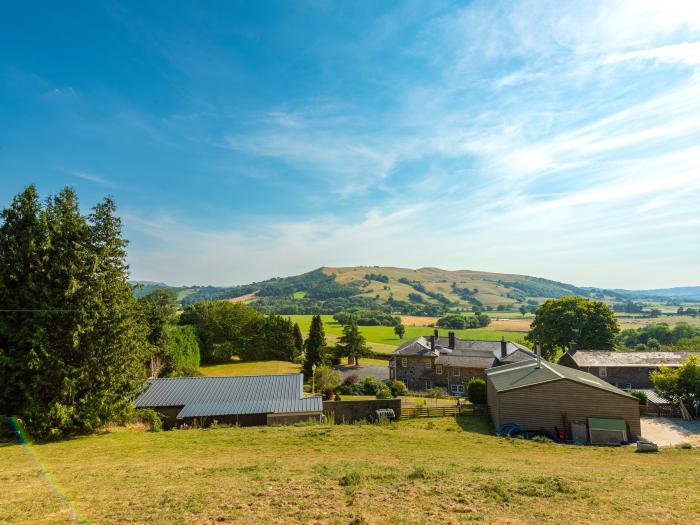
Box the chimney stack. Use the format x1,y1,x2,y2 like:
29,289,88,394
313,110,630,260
500,337,507,359
535,339,541,369
448,331,455,350
430,335,435,353
568,341,577,355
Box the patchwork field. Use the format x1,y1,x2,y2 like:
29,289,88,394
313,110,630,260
3,417,698,524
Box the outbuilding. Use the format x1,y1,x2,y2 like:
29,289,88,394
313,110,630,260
135,373,323,428
485,358,641,443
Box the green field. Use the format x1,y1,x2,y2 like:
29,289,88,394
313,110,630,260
3,417,698,524
288,315,528,354
200,360,302,376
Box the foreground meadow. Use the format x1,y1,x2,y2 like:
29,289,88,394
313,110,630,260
3,417,698,524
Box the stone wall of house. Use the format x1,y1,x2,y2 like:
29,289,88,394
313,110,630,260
323,399,401,423
582,366,656,389
394,355,486,392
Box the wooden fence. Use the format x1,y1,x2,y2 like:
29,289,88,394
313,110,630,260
400,404,485,419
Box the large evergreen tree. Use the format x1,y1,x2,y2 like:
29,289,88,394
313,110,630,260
335,319,372,366
0,186,149,439
303,314,327,377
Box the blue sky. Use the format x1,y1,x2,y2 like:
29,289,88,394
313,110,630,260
2,1,700,288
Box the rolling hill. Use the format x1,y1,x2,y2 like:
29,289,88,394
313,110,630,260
132,266,627,314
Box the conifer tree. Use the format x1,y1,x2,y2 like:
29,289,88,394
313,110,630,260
303,314,327,378
0,186,148,438
335,319,372,366
293,322,304,360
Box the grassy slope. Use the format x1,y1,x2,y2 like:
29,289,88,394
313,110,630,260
3,418,698,524
289,315,528,355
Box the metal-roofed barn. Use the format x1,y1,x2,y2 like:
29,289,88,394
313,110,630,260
485,359,641,442
135,374,323,428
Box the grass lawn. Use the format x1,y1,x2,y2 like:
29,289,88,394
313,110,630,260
3,417,698,524
200,360,301,376
288,315,528,355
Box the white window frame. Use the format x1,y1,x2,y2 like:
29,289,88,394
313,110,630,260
451,384,464,395
599,366,607,378
425,360,432,369
401,357,408,368
453,367,460,377
435,365,443,375
425,380,432,390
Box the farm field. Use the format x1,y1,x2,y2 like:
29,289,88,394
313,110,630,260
3,417,698,524
618,315,700,329
200,358,389,377
289,315,529,354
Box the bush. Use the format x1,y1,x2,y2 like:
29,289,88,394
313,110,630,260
343,374,359,386
386,380,407,397
628,390,648,405
133,408,163,432
375,386,393,399
334,393,342,401
324,387,335,400
467,377,487,404
170,365,203,377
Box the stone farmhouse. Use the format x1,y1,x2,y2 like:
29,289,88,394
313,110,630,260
558,347,700,389
389,330,534,394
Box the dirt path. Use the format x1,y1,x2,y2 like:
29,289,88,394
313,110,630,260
640,417,700,446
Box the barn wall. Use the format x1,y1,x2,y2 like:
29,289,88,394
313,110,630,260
496,379,641,438
267,411,323,425
486,379,499,428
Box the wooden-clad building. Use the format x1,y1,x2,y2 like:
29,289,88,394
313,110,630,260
486,358,641,441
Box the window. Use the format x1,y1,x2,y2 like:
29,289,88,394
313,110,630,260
453,367,460,377
425,360,432,369
401,357,407,368
599,367,607,378
425,380,432,390
435,365,443,375
451,384,464,395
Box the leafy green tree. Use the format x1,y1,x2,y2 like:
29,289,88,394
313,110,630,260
0,186,149,439
519,305,527,317
139,288,180,376
160,325,200,374
180,301,261,363
526,297,620,360
394,323,405,339
303,314,327,377
250,314,300,362
335,319,372,366
651,355,700,408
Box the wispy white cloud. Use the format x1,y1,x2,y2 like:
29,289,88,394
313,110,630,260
604,41,700,66
73,171,114,188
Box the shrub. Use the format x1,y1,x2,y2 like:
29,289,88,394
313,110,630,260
324,387,335,400
375,386,393,399
628,390,648,405
133,408,163,432
467,377,487,404
415,399,427,409
386,380,407,397
343,374,359,386
334,393,342,401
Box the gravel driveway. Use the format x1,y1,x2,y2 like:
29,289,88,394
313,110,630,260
640,417,700,446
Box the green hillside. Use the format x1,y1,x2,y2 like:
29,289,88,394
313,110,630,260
133,266,623,315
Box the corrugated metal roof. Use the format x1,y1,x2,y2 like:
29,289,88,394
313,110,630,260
635,389,671,405
486,359,635,399
134,374,322,417
567,351,699,367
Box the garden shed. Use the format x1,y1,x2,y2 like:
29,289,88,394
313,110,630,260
485,358,641,443
135,374,323,428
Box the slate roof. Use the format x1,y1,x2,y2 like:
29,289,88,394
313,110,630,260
135,374,322,418
635,389,671,405
485,358,636,399
392,335,534,366
566,351,699,368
